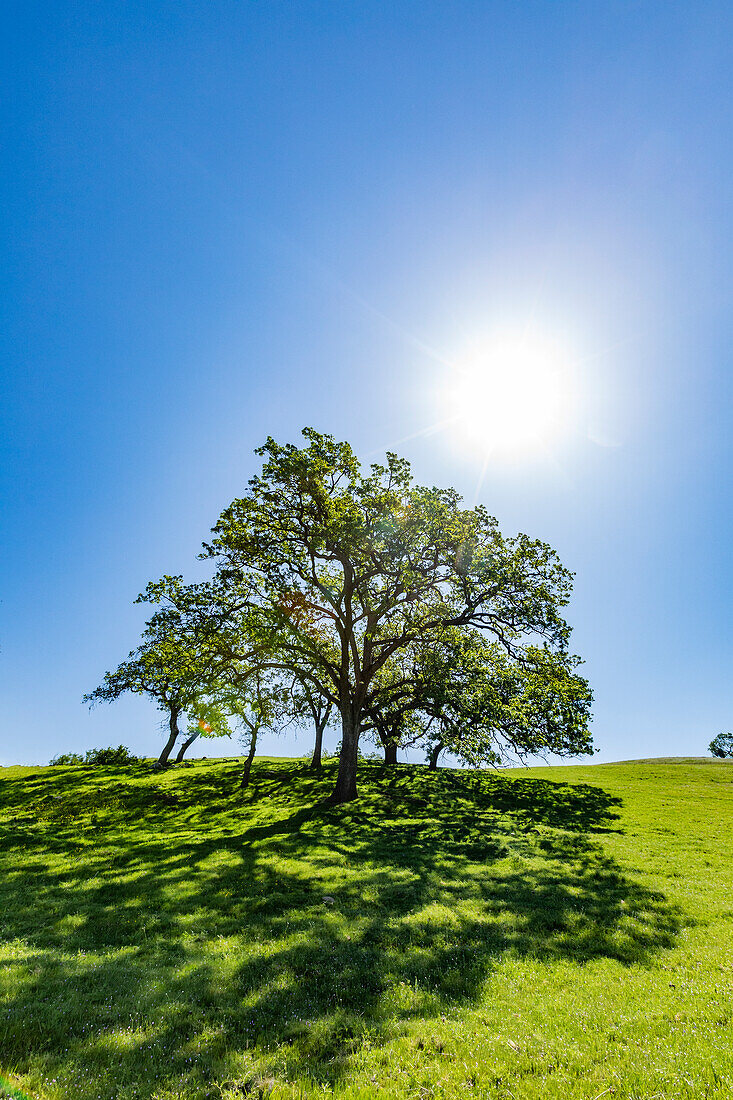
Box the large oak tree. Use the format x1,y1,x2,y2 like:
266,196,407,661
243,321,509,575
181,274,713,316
205,429,587,802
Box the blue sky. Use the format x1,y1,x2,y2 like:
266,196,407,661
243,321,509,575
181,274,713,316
2,1,732,766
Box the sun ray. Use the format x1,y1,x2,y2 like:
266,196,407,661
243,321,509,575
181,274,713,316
365,417,459,459
471,451,492,506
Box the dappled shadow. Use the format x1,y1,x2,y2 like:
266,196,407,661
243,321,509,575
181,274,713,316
0,760,681,1099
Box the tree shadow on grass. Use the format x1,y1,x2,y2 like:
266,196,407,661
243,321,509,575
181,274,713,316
0,761,683,1099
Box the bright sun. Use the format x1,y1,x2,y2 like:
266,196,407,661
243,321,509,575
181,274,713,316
447,330,574,456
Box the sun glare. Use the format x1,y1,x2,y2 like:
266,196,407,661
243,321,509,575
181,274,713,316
446,331,575,457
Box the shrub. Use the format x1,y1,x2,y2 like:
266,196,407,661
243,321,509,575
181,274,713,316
49,746,140,766
49,752,85,766
84,745,141,765
709,732,733,759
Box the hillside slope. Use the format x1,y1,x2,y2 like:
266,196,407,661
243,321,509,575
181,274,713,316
0,757,731,1099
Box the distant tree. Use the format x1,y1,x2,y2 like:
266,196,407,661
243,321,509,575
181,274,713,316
709,732,733,759
205,429,586,802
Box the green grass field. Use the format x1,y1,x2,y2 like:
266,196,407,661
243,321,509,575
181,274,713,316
1,756,731,1099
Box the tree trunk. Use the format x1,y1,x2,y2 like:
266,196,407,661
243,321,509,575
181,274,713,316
428,740,444,771
330,707,359,803
155,705,180,769
175,730,200,763
240,727,258,789
383,740,398,766
310,719,325,770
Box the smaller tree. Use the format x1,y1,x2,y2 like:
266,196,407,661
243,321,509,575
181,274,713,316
210,671,292,788
361,689,428,766
391,628,594,771
84,644,192,768
175,697,231,763
424,642,593,770
290,679,334,770
84,579,223,768
359,647,432,766
709,732,733,759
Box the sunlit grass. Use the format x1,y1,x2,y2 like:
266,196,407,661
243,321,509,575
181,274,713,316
1,756,732,1098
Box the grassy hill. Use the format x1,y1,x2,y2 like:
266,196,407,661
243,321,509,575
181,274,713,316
1,756,731,1099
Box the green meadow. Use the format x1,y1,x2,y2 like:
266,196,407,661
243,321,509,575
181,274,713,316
1,757,731,1099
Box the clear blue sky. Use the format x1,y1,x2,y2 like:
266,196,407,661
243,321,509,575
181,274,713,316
2,1,732,766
